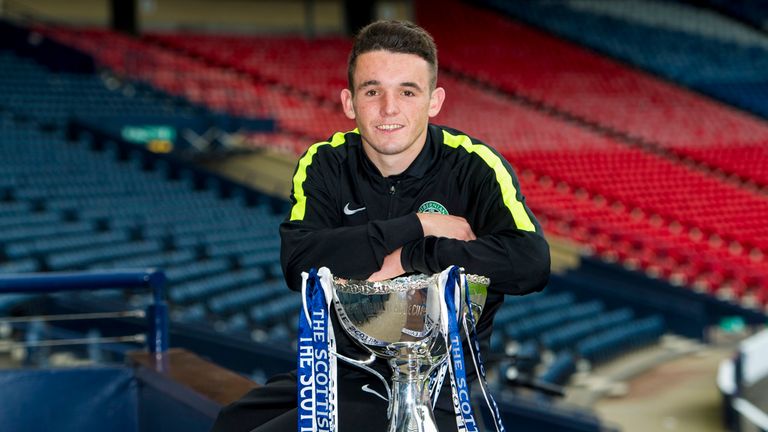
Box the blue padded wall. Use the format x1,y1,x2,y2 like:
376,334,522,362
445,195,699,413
0,367,138,432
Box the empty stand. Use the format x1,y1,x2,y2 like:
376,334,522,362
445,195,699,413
412,0,768,303
0,56,298,343
494,288,666,387
0,51,176,128
38,26,354,147
8,10,768,308
148,33,351,103
460,0,768,188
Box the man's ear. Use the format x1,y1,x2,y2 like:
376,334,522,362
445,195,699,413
428,87,446,118
340,88,356,120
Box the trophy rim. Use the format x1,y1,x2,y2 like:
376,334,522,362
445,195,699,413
333,273,490,294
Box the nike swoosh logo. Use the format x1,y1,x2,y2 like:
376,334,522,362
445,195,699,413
361,383,387,401
343,203,366,216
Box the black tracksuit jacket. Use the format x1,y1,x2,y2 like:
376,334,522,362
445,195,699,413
279,123,550,378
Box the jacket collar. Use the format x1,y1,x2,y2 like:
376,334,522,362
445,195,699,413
358,124,439,180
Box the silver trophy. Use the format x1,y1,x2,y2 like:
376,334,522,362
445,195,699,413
332,270,488,432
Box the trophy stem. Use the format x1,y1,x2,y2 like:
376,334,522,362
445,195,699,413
388,355,439,432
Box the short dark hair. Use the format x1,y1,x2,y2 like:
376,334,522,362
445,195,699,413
347,20,438,92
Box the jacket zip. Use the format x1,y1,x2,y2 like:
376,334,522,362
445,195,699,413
387,180,398,218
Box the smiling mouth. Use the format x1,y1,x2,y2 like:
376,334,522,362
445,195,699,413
376,124,403,131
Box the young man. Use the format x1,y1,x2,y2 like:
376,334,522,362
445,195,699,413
213,20,550,432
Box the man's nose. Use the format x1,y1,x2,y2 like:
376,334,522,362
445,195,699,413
381,92,399,116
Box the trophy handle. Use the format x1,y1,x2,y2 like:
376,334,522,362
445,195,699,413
331,352,394,417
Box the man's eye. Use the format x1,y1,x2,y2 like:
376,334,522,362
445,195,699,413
365,90,378,96
403,90,415,97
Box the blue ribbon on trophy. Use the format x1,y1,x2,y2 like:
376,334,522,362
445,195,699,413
460,272,506,432
297,268,338,432
439,266,508,432
440,266,480,431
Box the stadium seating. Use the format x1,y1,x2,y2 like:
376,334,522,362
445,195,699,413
410,0,768,305
576,315,666,363
484,0,768,115
469,0,768,187
140,26,766,299
147,33,351,103
11,9,768,307
0,51,175,128
0,50,298,343
495,288,666,387
36,26,354,147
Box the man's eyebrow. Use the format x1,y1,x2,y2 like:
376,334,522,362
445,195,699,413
355,81,424,91
401,82,423,91
356,80,380,91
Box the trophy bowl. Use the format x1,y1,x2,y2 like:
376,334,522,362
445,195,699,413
332,271,488,432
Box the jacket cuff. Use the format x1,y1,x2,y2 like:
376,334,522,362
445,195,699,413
401,241,416,273
379,213,423,253
400,236,439,275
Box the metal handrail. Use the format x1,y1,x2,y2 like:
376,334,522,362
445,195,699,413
0,269,169,354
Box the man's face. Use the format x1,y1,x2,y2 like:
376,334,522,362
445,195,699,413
341,50,444,174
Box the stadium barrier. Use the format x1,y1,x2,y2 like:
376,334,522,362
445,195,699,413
719,328,768,432
0,269,169,354
0,269,255,432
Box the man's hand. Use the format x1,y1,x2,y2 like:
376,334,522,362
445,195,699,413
368,248,405,281
416,213,476,241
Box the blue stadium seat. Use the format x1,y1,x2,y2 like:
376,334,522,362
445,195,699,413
169,268,267,304
495,291,576,327
0,258,40,273
46,240,164,271
207,281,284,315
93,249,196,269
540,308,634,352
164,257,232,285
1,221,94,244
172,302,208,324
539,352,577,386
249,293,301,327
504,299,603,342
576,315,666,364
4,231,130,260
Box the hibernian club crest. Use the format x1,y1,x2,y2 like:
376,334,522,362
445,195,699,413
418,201,448,215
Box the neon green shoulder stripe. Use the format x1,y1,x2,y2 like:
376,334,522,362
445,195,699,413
442,130,536,232
290,130,356,221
